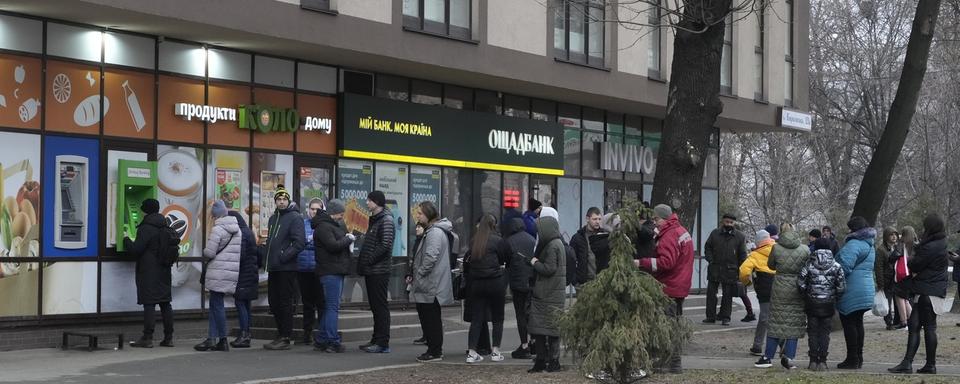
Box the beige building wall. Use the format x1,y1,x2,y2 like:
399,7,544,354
488,0,547,55
337,0,392,25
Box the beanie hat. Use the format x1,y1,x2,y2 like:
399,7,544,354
141,198,160,214
539,206,559,222
326,199,346,215
528,198,543,212
274,184,291,201
809,229,822,238
847,216,869,232
764,224,779,237
367,190,386,208
653,204,672,219
813,237,833,251
755,230,770,243
211,199,227,218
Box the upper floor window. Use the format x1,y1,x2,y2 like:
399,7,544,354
301,0,332,12
403,0,471,40
647,2,662,79
720,13,733,95
554,0,605,67
784,0,794,106
754,10,765,101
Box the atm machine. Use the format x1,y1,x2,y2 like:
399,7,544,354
55,155,88,249
116,159,158,252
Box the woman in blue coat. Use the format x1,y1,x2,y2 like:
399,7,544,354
835,216,876,370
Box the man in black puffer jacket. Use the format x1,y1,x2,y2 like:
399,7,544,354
502,209,536,359
357,191,396,353
312,199,355,352
262,185,306,351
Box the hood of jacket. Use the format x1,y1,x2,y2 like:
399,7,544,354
882,227,898,246
501,209,524,235
846,227,877,245
228,211,249,230
215,215,240,235
312,211,339,228
429,218,454,233
276,202,299,217
537,216,561,247
813,249,836,270
502,217,526,238
140,212,167,228
776,230,802,249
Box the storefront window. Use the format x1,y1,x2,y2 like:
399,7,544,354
0,54,42,130
563,129,581,176
504,94,530,119
0,262,39,316
532,99,556,122
442,168,473,255
338,159,373,304
502,173,529,217
375,74,409,101
410,166,442,255
251,152,294,241
443,84,473,110
581,180,603,228
557,177,580,241
475,89,501,114
605,113,625,180
625,135,644,182
299,166,333,212
581,131,603,178
42,261,98,315
411,79,442,106
643,117,663,180
479,170,501,221
375,162,409,301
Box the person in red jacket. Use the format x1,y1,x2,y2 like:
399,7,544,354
634,203,694,373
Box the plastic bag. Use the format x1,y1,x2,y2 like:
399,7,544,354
872,290,889,317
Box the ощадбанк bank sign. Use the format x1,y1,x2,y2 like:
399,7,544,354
340,94,564,175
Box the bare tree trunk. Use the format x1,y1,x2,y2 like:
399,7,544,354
651,0,731,230
851,0,942,225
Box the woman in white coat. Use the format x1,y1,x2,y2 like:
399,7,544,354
195,199,242,351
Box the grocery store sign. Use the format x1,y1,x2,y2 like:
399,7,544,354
173,102,332,134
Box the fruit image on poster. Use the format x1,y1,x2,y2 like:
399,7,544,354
0,54,42,130
338,160,372,236
0,132,41,316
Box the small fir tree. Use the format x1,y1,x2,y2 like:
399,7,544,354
560,200,692,383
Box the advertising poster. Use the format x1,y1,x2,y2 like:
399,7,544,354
216,169,243,210
42,261,97,315
337,160,373,236
375,162,408,258
250,153,293,243
105,150,148,248
299,167,331,211
44,60,102,135
0,53,42,130
409,166,440,256
206,149,249,225
154,144,204,310
42,136,100,257
103,68,155,139
0,132,41,316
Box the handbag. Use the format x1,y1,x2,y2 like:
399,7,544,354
871,290,889,317
201,232,236,285
894,246,910,283
453,252,471,301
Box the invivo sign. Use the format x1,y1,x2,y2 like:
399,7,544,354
600,142,656,175
173,102,332,134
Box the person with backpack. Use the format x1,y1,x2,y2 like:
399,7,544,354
228,211,260,348
195,200,241,352
312,199,355,353
261,185,306,350
502,209,536,359
798,238,846,371
408,201,455,362
124,198,175,348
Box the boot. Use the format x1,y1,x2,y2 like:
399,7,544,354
546,359,562,372
129,336,153,348
193,338,216,351
889,329,921,373
917,327,938,374
816,352,828,371
917,364,936,374
230,332,251,348
212,338,229,351
888,360,913,374
528,359,546,373
807,354,817,371
159,336,174,347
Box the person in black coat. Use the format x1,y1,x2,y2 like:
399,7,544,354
889,213,949,374
312,199,355,352
501,209,536,359
229,211,260,348
123,198,174,348
703,214,748,325
464,214,513,363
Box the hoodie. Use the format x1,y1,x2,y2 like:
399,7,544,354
874,226,898,292
502,212,536,292
798,249,846,315
264,202,306,272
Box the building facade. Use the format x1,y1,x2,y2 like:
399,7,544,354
0,0,810,333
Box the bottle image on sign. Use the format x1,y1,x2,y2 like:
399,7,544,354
122,80,146,132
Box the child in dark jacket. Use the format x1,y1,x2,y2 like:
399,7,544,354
798,238,846,371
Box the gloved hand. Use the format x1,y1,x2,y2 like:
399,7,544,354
346,233,356,242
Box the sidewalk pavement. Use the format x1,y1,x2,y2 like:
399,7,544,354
3,294,959,383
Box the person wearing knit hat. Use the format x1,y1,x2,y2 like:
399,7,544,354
835,215,877,369
262,184,306,351
634,202,694,373
210,199,228,218
197,199,241,352
124,197,174,348
359,190,396,353
764,224,779,240
740,228,777,358
522,199,543,237
310,197,356,353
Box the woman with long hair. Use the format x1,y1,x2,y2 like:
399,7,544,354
890,227,918,330
889,214,949,374
409,201,455,362
464,214,512,363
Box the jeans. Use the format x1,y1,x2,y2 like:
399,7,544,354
468,277,506,350
839,309,867,362
806,314,833,360
416,299,444,356
235,298,252,332
365,274,391,347
752,302,771,350
512,289,531,345
298,271,324,336
317,274,344,345
706,280,736,321
268,271,298,338
208,291,227,338
764,337,798,359
143,302,173,339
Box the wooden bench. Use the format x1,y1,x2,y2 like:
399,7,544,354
61,331,124,351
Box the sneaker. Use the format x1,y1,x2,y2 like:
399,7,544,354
413,337,427,345
511,346,533,359
721,319,731,326
362,344,391,353
466,353,484,363
263,338,291,350
358,342,375,350
323,344,347,353
702,318,716,324
754,357,773,368
491,352,505,362
417,352,443,362
741,313,756,322
781,357,797,370
749,347,763,356
159,338,174,347
129,338,153,348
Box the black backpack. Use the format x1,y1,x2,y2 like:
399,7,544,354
158,223,182,267
439,228,459,271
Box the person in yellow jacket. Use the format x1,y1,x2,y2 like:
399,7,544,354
740,230,777,357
